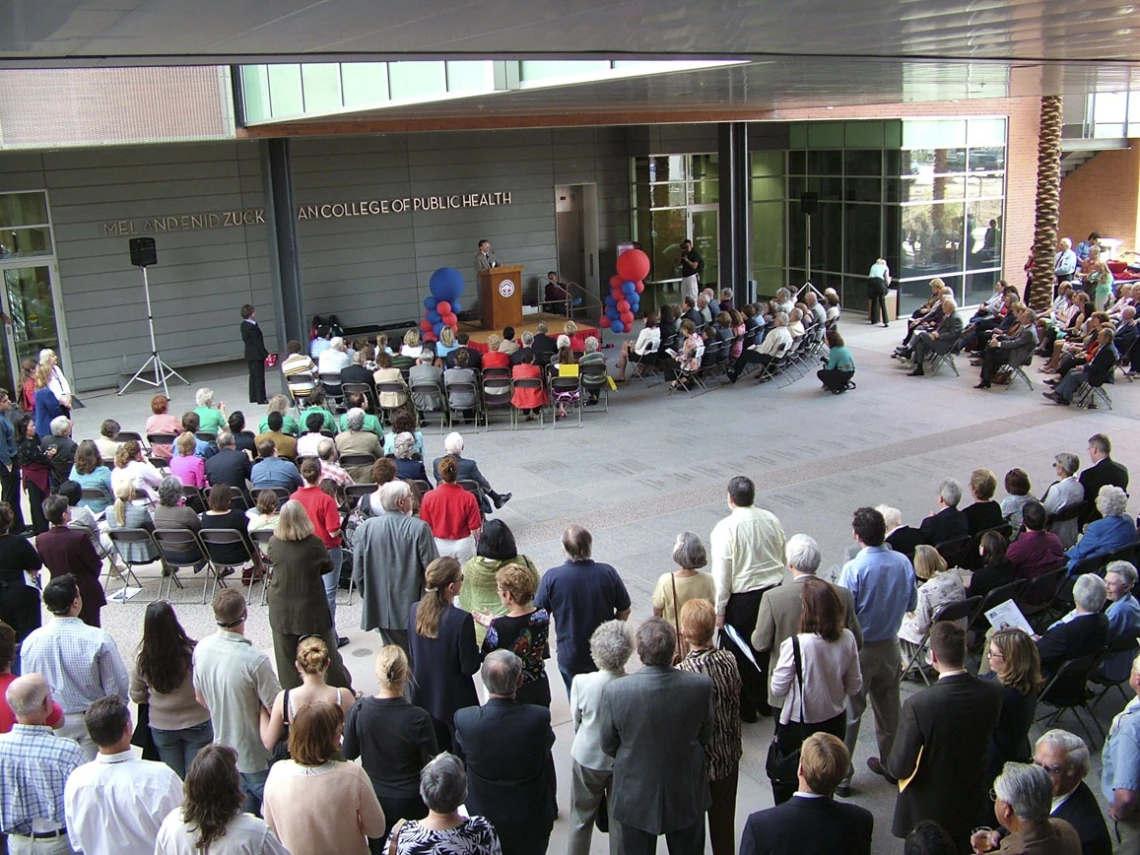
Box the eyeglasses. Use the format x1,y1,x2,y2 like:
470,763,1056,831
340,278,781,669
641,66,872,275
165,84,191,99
989,788,998,802
986,650,1005,660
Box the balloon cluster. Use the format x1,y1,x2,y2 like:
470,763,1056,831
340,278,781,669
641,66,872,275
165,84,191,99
419,267,464,342
600,249,651,334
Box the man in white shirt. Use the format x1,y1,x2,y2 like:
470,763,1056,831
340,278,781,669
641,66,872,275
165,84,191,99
787,308,806,339
727,312,793,383
710,476,786,722
317,336,351,376
65,696,182,855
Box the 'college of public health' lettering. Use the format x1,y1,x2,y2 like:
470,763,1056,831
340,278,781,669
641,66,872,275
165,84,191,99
101,191,512,237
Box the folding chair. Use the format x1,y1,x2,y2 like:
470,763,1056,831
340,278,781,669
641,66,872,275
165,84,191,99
80,487,111,508
1013,565,1069,632
481,379,514,430
628,339,661,383
147,455,171,472
1000,355,1034,391
207,484,249,512
105,528,156,601
444,381,479,432
1035,649,1108,746
320,374,344,410
1090,634,1140,708
935,535,974,570
927,348,960,377
346,483,374,501
198,529,263,604
376,382,408,426
549,376,582,427
146,433,177,455
152,529,221,603
405,479,434,500
339,454,377,481
250,486,291,505
250,528,275,605
971,579,1026,635
1074,377,1114,410
901,596,982,684
340,383,376,415
114,431,147,452
195,431,217,444
511,377,546,428
1045,501,1086,549
411,383,448,432
579,362,610,411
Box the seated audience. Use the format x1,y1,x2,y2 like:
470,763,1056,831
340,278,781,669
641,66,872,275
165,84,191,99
963,468,1005,536
401,329,424,359
1041,452,1085,549
170,433,207,489
247,490,281,533
251,439,303,492
511,350,548,419
227,410,256,456
880,504,924,559
728,313,790,383
970,763,1081,855
193,388,227,436
409,352,445,413
296,412,327,459
373,353,408,409
258,394,301,436
981,629,1044,787
1065,485,1137,574
918,478,969,545
614,312,660,382
298,389,336,435
1001,467,1034,531
95,418,123,461
70,439,114,513
1036,573,1109,681
393,432,430,483
203,431,252,502
431,432,510,514
106,478,159,567
1099,561,1140,683
146,394,183,458
899,545,966,659
318,335,351,377
111,439,163,503
482,335,511,369
1007,501,1066,604
335,409,383,482
383,410,424,457
199,486,257,573
1032,729,1112,855
263,701,386,855
967,530,1014,601
255,411,297,461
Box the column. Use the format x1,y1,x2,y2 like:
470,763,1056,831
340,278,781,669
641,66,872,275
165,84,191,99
718,122,751,308
260,138,305,394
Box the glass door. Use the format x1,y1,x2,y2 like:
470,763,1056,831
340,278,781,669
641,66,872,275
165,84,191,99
4,265,63,373
688,207,719,291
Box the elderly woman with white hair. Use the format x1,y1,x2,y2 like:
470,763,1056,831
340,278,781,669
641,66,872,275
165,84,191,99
393,432,430,483
318,335,352,377
391,753,500,855
651,532,715,628
898,545,967,658
568,621,633,855
1099,560,1140,682
431,432,510,515
1036,573,1110,683
577,336,608,405
972,762,1082,855
1065,485,1138,574
193,387,227,436
1041,452,1085,548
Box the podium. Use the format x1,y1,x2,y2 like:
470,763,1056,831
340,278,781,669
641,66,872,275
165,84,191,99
477,265,524,330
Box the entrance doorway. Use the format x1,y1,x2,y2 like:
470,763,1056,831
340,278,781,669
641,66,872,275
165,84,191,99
554,184,599,305
688,206,719,292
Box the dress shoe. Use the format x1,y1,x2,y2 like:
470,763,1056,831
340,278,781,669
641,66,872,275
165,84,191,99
337,636,350,648
834,783,853,798
907,368,924,377
974,381,991,389
1043,392,1069,405
493,492,512,509
866,757,898,784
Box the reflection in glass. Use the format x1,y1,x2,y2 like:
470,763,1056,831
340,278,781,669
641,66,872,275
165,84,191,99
650,183,688,207
752,202,785,271
0,227,52,259
901,202,965,279
898,275,962,316
844,149,882,176
0,193,49,229
692,180,720,204
807,150,842,175
649,209,686,282
690,210,719,290
3,266,60,369
968,147,1005,171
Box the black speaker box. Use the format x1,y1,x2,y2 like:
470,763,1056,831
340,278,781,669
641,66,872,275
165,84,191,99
129,237,157,268
800,192,819,216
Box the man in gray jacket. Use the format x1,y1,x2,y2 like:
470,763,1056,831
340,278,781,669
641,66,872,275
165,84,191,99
977,306,1037,388
599,618,713,855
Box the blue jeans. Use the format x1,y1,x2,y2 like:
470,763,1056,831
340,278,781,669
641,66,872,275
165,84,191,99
323,546,342,630
151,720,214,779
560,666,576,697
240,768,269,817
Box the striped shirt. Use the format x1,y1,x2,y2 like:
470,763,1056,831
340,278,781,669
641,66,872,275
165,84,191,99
20,618,130,713
0,724,85,835
677,648,742,781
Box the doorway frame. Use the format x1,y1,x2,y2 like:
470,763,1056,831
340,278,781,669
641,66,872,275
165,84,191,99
554,183,600,296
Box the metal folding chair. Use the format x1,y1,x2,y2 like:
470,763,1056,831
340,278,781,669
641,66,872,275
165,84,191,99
579,362,610,411
901,596,982,684
1035,649,1108,746
481,379,514,430
249,528,275,606
511,377,546,428
198,528,263,604
152,529,220,603
549,376,583,427
105,528,157,601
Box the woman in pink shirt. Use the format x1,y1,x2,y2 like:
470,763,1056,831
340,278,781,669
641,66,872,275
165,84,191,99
145,394,183,459
169,433,207,489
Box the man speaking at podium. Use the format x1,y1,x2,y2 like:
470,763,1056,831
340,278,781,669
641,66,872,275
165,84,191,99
474,239,499,276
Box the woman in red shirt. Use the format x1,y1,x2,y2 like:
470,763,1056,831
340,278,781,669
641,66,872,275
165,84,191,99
481,335,511,370
289,458,346,646
420,455,482,562
511,351,548,421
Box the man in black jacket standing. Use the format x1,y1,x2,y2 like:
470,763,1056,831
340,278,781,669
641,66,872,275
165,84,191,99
454,651,556,855
240,304,269,405
1078,432,1130,525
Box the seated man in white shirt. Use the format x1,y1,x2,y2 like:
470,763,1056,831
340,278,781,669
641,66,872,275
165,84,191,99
614,313,661,382
787,308,806,339
64,695,183,855
317,336,352,377
728,312,793,383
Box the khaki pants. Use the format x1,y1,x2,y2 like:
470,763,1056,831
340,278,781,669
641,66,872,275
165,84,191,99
843,638,902,783
1114,816,1140,854
568,761,622,855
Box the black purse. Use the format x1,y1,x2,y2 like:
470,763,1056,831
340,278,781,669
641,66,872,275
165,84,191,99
130,702,161,761
764,635,806,786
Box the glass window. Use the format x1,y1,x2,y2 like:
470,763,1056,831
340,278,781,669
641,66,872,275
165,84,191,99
788,176,806,200
807,123,844,149
240,66,271,122
751,176,783,202
4,266,60,366
844,178,881,203
0,193,49,229
649,209,687,281
0,227,51,259
884,149,902,176
965,269,1002,307
787,151,806,175
809,175,843,202
267,64,304,117
752,150,784,177
690,154,719,181
932,149,967,174
965,199,1003,268
903,119,967,149
388,62,447,100
1094,92,1128,127
753,268,786,296
845,205,881,278
844,149,882,176
897,274,963,316
900,202,965,280
846,121,884,148
968,147,1005,172
692,180,720,204
519,60,611,81
445,61,493,92
967,118,1007,147
300,64,342,113
815,203,844,273
650,183,687,208
752,201,785,270
341,63,389,107
807,150,842,175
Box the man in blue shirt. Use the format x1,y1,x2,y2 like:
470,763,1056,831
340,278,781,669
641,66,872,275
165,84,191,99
1055,237,1078,285
837,506,917,795
534,525,631,696
0,389,22,532
250,439,303,492
1102,653,1140,850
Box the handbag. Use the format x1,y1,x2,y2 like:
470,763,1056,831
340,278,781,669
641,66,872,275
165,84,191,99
269,689,291,765
670,573,685,665
387,818,406,855
764,635,806,786
130,702,161,761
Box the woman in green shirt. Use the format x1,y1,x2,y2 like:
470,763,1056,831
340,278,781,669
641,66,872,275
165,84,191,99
817,328,856,393
459,519,538,645
193,387,228,435
258,394,301,436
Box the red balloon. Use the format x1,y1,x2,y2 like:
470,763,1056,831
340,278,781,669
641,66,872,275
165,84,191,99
620,311,634,326
419,318,433,332
609,274,623,288
443,313,458,326
423,331,438,342
617,299,631,313
635,281,645,294
436,301,451,316
615,248,651,282
598,315,612,328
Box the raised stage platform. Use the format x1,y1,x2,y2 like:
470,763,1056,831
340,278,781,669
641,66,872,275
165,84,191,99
460,313,599,346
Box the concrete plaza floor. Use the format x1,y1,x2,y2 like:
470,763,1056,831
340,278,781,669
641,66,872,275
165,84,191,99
58,315,1140,853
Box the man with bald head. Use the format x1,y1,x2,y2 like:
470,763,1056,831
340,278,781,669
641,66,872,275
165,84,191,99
534,525,632,695
0,674,85,853
316,438,353,488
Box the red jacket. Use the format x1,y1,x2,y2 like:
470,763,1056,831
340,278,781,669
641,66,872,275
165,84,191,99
511,364,548,409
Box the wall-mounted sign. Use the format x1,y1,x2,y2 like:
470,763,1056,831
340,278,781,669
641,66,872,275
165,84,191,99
101,190,513,237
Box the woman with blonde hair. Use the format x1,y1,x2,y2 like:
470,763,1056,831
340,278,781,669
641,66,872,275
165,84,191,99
110,438,162,503
261,636,355,759
258,394,300,436
401,328,423,359
982,629,1044,784
436,326,459,361
477,563,552,706
409,557,480,752
32,362,62,440
105,477,160,563
263,702,386,855
677,599,742,854
898,545,966,658
38,348,72,415
344,645,437,830
482,334,510,369
266,501,353,691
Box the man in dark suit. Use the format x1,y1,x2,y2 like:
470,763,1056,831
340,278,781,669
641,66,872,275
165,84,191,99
339,350,377,400
1033,730,1111,855
881,505,925,559
510,331,534,366
431,432,510,514
1036,573,1110,682
35,496,105,627
887,621,1003,850
600,618,713,855
908,297,964,376
454,651,556,855
445,334,483,371
918,478,970,546
1047,327,1118,405
740,733,873,855
681,295,702,327
203,431,253,505
977,306,1038,388
531,321,558,365
240,303,269,405
1078,433,1130,525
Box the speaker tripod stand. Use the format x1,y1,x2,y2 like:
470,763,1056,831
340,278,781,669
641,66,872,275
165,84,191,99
117,263,188,398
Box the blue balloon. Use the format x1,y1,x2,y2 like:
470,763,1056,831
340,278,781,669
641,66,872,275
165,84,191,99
604,295,617,308
427,310,441,324
606,307,620,319
424,296,439,311
611,320,625,334
429,267,465,302
622,280,636,295
451,299,462,313
433,321,446,337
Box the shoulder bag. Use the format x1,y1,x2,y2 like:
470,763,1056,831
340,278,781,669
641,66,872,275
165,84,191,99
764,635,807,786
387,818,407,855
269,689,291,765
670,573,685,665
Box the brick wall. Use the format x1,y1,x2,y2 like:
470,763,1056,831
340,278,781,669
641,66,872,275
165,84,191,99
1059,146,1140,253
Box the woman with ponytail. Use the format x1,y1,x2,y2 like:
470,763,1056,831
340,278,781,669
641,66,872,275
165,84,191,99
409,557,480,752
344,645,437,834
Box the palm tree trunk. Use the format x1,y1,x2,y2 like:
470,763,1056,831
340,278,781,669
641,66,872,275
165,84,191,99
1028,96,1063,310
